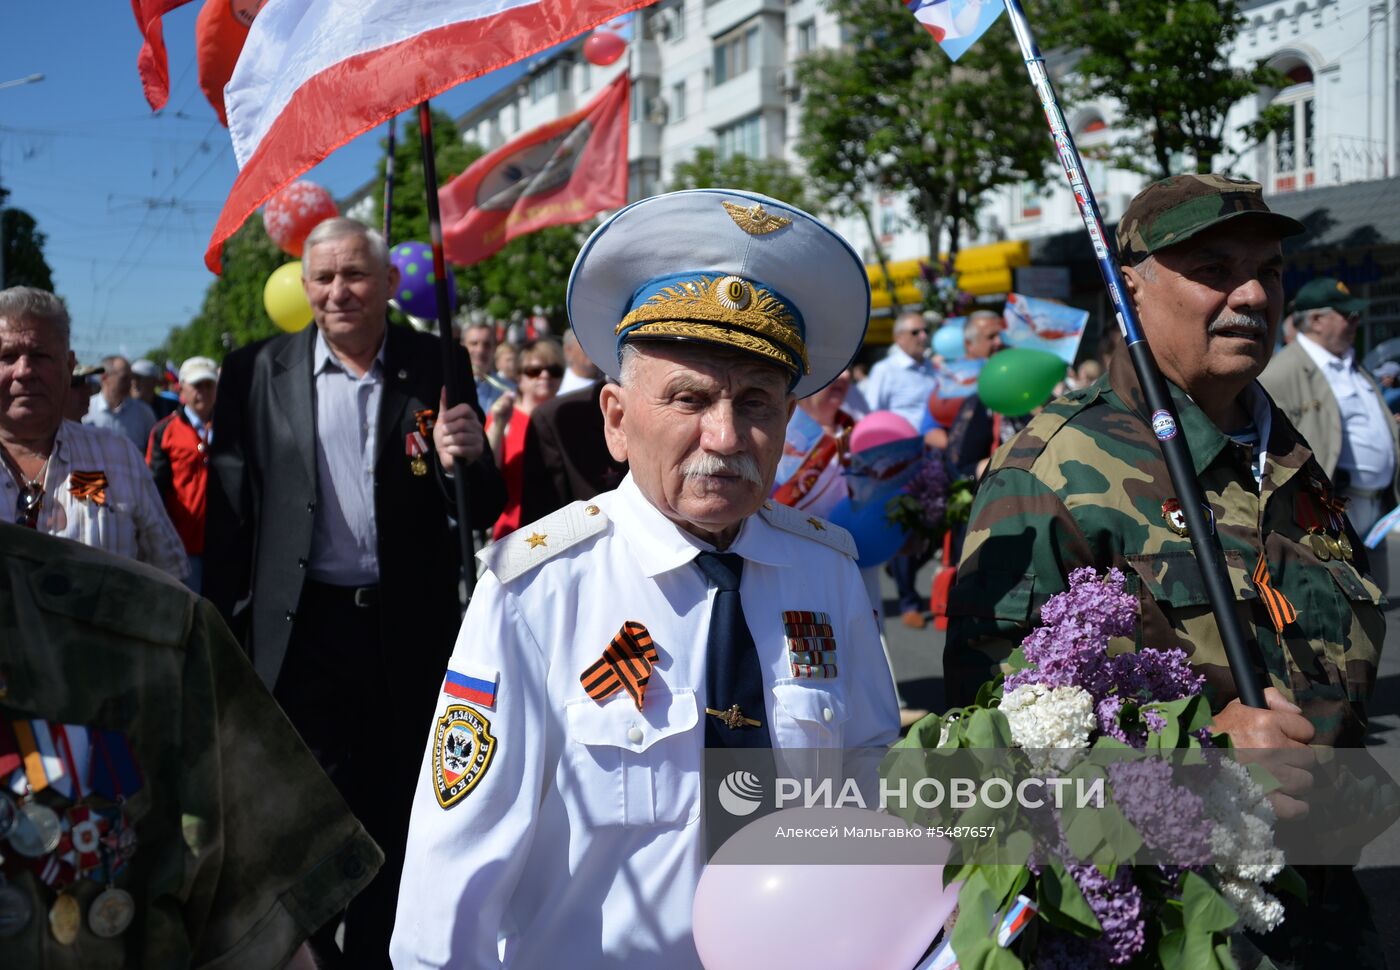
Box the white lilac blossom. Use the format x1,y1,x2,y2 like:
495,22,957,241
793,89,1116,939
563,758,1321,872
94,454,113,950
1000,683,1097,750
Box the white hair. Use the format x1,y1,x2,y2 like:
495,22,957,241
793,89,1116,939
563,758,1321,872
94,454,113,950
300,217,389,272
0,286,71,348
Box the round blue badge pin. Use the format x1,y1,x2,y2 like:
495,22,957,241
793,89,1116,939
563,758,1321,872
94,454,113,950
1150,410,1178,441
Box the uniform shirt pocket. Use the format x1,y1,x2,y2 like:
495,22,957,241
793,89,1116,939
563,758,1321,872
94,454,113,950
770,680,848,749
563,688,701,828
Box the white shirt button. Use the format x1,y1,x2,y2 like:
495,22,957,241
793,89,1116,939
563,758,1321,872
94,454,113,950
822,707,834,723
627,726,644,744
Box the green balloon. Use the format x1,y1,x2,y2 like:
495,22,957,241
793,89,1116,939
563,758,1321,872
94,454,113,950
977,348,1067,417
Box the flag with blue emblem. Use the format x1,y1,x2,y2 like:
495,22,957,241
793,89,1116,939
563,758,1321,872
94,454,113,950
904,0,1005,61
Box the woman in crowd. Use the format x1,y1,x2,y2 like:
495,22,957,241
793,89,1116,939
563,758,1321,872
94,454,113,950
485,338,564,540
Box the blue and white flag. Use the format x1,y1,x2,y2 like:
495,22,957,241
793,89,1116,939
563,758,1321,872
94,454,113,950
904,0,1005,61
1001,292,1089,365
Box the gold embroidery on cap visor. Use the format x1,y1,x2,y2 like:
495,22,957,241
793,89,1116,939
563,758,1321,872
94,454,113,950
721,200,793,235
616,275,810,376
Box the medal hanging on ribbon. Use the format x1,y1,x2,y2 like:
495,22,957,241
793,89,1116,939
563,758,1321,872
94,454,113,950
1295,489,1331,561
405,431,429,477
1322,491,1353,561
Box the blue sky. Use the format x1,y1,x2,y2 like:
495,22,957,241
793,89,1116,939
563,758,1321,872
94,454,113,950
2,3,528,363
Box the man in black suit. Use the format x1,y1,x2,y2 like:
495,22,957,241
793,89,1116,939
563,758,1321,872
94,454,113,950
517,376,628,522
205,218,504,969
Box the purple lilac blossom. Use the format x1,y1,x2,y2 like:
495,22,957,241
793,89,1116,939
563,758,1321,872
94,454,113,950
1107,761,1212,865
903,451,950,530
1068,863,1146,965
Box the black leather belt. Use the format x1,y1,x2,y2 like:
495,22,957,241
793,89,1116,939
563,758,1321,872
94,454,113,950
303,580,380,609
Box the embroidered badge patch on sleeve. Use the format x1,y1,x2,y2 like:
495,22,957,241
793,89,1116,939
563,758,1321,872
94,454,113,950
433,705,497,809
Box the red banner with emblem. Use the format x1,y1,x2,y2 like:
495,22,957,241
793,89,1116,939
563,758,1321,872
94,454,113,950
439,72,629,266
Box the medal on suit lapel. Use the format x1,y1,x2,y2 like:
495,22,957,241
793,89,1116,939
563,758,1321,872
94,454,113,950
407,408,437,477
405,432,429,477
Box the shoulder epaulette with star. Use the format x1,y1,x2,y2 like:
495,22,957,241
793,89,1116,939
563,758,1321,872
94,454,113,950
477,500,611,585
757,501,857,560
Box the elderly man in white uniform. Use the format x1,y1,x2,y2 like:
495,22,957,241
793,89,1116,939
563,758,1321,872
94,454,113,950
392,190,901,968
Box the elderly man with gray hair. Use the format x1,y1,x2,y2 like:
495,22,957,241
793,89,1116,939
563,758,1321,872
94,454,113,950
0,286,187,576
84,353,158,451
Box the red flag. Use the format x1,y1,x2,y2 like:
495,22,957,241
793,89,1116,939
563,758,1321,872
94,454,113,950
131,0,199,111
196,0,266,126
440,74,629,266
202,0,649,273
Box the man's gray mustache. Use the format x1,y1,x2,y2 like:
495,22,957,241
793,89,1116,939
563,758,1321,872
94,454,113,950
681,453,762,485
1208,311,1269,336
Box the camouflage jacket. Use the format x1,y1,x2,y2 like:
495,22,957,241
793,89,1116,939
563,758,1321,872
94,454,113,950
0,524,382,968
946,350,1384,747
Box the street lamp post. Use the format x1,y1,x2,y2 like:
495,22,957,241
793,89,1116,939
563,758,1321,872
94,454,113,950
0,72,45,289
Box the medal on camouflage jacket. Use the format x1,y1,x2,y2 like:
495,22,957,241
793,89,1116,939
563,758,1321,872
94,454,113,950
1320,487,1353,561
1160,498,1213,538
1295,486,1332,561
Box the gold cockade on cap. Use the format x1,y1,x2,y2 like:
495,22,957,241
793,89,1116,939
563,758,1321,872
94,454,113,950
722,200,793,235
617,275,810,375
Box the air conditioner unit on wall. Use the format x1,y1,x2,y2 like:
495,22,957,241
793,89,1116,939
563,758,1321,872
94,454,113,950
654,8,679,39
646,97,669,125
781,65,800,94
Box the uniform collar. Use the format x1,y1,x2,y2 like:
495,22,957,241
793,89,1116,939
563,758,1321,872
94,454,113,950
609,473,788,578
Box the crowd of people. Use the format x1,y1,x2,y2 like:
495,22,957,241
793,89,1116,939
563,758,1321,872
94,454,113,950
0,174,1391,968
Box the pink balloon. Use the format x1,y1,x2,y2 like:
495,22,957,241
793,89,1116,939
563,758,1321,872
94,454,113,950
262,180,339,258
849,410,920,454
694,808,957,970
583,30,627,66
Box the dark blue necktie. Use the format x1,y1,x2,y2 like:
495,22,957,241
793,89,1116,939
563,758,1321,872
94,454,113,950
694,552,773,748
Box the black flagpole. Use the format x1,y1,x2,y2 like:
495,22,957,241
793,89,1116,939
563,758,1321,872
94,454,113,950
1001,0,1264,706
417,101,478,601
383,119,397,244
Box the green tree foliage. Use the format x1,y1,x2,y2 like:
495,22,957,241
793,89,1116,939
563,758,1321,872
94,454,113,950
1,186,55,291
1051,0,1290,178
796,0,1056,266
149,219,285,363
667,147,814,212
373,109,588,332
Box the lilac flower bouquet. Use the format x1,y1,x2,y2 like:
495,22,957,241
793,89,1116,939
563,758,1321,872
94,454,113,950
884,450,973,548
887,568,1300,970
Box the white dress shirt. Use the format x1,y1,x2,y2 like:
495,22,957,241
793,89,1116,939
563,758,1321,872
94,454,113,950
558,367,594,396
391,474,900,969
0,420,188,577
1296,333,1396,491
860,344,938,431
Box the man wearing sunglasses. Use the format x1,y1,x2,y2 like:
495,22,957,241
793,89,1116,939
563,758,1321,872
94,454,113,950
1260,277,1400,590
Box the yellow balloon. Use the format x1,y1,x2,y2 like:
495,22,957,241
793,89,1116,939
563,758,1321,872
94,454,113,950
264,261,313,332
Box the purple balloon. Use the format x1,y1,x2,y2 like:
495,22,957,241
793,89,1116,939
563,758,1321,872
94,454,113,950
694,807,958,970
390,241,458,319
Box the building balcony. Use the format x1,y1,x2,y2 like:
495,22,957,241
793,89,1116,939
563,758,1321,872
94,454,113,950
703,0,784,36
705,65,784,127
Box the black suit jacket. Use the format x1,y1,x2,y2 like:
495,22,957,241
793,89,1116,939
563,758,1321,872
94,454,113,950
204,324,505,743
519,379,628,523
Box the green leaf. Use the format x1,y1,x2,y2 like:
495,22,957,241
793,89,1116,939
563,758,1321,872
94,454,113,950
1037,864,1102,935
951,871,1000,963
1180,871,1239,934
1270,865,1308,900
964,708,1014,749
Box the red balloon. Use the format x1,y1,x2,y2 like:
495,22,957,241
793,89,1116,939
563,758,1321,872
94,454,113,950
262,180,340,258
583,31,627,66
928,394,969,429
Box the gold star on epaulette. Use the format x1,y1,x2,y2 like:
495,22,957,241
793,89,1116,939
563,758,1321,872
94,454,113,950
807,517,826,531
722,200,792,235
526,533,548,549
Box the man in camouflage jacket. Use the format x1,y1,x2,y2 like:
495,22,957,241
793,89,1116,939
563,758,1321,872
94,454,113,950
948,173,1382,746
946,174,1386,967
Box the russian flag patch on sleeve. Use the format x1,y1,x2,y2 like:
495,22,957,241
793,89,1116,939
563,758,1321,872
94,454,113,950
443,669,498,709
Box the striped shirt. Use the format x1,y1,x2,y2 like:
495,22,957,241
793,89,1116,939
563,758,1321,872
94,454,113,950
307,330,385,586
0,420,188,578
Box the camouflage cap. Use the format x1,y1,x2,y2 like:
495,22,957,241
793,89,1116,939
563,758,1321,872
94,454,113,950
1115,173,1304,265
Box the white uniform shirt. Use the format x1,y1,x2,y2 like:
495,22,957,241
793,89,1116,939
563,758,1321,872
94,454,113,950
1296,333,1397,491
391,474,900,969
0,420,188,578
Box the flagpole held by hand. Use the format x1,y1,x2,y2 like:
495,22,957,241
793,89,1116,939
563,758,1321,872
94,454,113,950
995,0,1265,707
418,101,478,604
